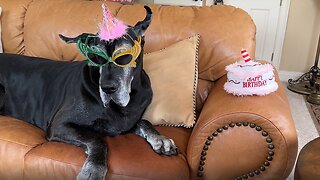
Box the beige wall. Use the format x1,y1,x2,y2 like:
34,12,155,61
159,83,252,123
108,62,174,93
280,0,320,72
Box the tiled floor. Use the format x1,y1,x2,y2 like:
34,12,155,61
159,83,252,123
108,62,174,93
283,82,320,179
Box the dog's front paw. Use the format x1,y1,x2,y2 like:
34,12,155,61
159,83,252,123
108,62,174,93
77,162,107,180
147,135,178,156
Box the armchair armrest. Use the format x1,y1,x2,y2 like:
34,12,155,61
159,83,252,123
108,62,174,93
187,74,298,180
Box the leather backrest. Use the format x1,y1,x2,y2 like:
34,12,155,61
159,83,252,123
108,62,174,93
0,0,256,110
0,0,33,55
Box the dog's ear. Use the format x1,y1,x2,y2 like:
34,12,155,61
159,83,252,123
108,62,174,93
132,6,152,37
59,33,93,44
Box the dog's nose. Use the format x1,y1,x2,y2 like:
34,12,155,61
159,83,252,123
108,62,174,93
101,83,118,94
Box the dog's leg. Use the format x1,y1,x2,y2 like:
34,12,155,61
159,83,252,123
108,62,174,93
47,123,107,180
133,119,178,155
0,84,4,115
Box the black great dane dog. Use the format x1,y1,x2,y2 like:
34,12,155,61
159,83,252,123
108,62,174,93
0,6,177,180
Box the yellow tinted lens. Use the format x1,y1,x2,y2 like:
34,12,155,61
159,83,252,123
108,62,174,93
111,36,141,68
113,54,133,66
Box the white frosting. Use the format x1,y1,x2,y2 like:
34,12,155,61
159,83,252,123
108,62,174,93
224,60,278,96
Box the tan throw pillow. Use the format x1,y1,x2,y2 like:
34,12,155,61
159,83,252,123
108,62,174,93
0,7,3,53
142,35,199,128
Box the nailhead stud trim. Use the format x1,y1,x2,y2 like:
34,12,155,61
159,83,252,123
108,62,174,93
260,166,266,171
262,131,268,136
201,151,207,156
196,122,275,179
205,140,211,145
267,156,273,161
200,160,205,166
268,144,275,149
256,126,262,131
208,135,214,141
266,138,272,143
269,151,275,156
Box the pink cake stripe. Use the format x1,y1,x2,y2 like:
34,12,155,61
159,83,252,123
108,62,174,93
269,76,275,80
226,63,274,80
229,80,241,84
224,82,279,96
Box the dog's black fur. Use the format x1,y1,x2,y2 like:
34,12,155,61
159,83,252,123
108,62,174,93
0,6,177,180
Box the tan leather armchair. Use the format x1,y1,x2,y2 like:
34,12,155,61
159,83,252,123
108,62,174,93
0,0,297,179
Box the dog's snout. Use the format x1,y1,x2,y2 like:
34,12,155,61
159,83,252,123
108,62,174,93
101,83,118,94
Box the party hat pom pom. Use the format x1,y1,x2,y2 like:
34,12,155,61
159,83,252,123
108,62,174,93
241,49,252,63
98,3,128,41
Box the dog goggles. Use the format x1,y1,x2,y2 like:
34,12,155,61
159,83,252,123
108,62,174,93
77,35,142,68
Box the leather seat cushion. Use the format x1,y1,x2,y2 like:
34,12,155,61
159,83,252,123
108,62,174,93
0,116,191,179
0,116,46,179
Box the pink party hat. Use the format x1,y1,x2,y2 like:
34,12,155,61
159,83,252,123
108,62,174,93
98,3,128,41
241,49,252,62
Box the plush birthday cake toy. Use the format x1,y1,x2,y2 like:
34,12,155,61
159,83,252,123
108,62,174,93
224,49,278,96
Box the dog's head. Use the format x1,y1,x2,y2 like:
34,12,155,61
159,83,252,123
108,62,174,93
59,6,152,107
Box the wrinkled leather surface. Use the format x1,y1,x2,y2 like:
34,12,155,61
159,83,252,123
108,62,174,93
295,137,320,180
0,116,46,180
24,127,189,180
0,116,191,180
188,74,298,179
0,0,33,54
196,79,213,115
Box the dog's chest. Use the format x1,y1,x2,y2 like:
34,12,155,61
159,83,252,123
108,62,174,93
89,106,142,136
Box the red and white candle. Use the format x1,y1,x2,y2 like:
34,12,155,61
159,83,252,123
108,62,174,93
241,49,252,63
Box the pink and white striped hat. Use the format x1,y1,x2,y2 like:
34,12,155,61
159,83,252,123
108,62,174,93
98,3,128,41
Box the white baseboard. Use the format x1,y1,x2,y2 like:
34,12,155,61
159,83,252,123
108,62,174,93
278,71,305,82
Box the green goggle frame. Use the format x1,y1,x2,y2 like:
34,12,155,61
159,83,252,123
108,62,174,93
77,35,142,68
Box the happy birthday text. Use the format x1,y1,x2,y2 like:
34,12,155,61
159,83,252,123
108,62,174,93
243,75,267,88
